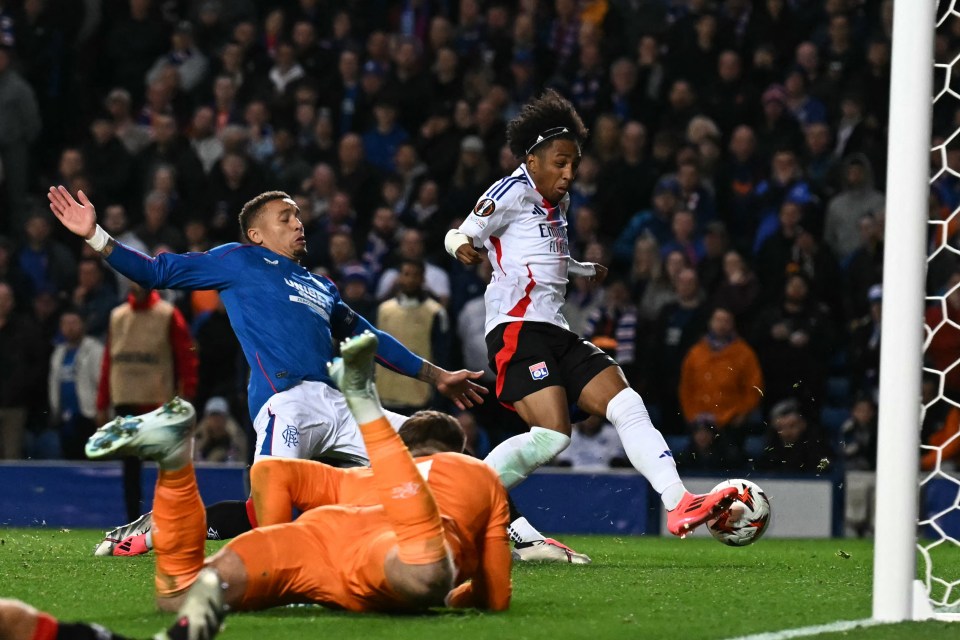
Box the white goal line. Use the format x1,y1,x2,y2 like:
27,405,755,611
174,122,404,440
720,618,885,640
721,611,960,640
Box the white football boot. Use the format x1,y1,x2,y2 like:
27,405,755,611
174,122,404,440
512,538,592,564
93,511,153,557
153,567,226,640
85,397,196,466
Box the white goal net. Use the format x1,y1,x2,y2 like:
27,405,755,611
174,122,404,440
917,0,960,618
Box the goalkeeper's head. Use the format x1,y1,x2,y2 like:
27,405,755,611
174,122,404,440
507,89,588,205
399,410,466,456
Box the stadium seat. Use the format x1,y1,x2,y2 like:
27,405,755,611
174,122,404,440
825,376,852,406
828,349,849,375
743,435,766,459
820,407,850,436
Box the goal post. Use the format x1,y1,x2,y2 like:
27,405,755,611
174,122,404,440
872,0,935,623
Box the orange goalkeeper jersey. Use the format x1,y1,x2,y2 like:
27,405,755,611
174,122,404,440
250,452,512,610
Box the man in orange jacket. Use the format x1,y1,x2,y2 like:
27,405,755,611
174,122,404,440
922,405,960,471
679,307,764,431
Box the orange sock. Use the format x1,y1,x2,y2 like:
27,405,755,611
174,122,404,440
153,463,206,598
359,416,446,565
251,458,346,526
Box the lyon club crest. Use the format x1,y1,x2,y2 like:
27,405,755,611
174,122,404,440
529,361,549,381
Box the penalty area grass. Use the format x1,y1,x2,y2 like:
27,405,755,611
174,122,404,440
0,530,955,640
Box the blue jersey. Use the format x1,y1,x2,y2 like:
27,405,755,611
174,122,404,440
105,242,424,421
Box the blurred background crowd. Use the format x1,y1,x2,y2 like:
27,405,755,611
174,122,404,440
0,0,956,506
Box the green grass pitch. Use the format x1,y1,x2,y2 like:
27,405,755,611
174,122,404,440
0,529,956,640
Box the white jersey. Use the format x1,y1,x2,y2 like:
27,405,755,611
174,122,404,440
459,164,572,335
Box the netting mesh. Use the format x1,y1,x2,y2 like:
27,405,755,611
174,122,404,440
918,0,960,613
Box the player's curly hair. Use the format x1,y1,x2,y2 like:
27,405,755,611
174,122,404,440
506,89,589,159
238,190,291,241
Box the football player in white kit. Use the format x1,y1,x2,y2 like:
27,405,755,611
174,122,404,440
445,90,738,542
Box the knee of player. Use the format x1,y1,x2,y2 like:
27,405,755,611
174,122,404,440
204,549,250,610
529,426,571,458
250,458,280,488
249,458,282,490
0,599,39,639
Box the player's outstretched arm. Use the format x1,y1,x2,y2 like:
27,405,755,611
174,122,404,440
48,185,234,292
48,185,97,240
444,473,512,611
444,524,512,610
0,598,139,640
0,598,44,640
337,306,487,410
417,361,487,410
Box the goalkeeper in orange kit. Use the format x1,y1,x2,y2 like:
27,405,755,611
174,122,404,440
0,332,510,640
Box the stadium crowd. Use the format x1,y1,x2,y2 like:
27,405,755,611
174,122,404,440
0,0,945,489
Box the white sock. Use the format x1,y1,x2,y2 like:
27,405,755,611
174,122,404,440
508,517,545,544
144,530,154,550
484,426,570,490
159,436,194,472
605,387,686,510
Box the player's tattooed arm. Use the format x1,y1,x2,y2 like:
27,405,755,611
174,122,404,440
417,360,442,384
418,361,488,410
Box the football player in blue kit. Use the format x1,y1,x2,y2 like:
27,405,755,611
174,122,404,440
47,187,484,546
49,187,485,464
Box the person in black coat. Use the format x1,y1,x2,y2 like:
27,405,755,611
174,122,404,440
756,398,834,474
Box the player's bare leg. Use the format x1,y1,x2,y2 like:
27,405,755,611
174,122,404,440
0,599,43,640
0,599,139,640
577,367,737,537
0,592,222,640
483,365,735,538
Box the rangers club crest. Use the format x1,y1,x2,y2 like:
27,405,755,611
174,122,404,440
473,198,496,217
529,361,549,381
282,424,300,447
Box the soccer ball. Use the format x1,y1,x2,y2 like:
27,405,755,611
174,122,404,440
706,479,771,546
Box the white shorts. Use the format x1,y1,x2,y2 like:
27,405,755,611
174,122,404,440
252,381,408,464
